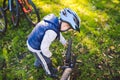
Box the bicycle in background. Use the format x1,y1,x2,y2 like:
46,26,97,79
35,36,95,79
3,0,19,27
18,0,40,26
3,0,40,27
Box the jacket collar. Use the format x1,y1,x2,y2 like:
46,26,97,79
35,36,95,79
43,14,60,28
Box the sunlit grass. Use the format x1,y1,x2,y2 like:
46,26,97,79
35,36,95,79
112,0,120,4
32,0,110,52
31,0,118,61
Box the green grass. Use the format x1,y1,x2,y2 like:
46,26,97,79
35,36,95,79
0,0,120,80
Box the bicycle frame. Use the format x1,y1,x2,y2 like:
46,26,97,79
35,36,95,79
18,0,32,13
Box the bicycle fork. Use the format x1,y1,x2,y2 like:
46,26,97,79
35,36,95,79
8,0,14,22
9,0,12,11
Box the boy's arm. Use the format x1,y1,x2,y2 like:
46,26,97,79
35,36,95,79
59,32,67,46
40,30,57,58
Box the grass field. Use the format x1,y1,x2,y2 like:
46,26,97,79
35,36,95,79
0,0,120,80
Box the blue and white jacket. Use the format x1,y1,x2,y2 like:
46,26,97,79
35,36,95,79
27,14,67,58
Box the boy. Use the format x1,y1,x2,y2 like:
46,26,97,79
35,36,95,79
27,8,81,78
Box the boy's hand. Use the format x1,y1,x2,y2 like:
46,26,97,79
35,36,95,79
64,42,68,48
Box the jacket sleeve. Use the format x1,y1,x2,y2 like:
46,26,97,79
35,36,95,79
59,32,67,45
40,30,57,58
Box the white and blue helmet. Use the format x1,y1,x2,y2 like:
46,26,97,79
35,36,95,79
60,8,81,32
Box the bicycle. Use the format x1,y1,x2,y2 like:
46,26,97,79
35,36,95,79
0,8,7,33
3,0,40,26
18,0,40,25
58,38,79,80
3,0,19,26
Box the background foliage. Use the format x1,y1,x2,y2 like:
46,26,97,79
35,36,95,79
0,0,120,80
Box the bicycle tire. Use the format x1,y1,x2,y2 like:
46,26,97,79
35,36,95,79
3,0,8,11
60,68,72,80
0,8,7,33
10,0,19,26
22,0,40,26
65,39,72,64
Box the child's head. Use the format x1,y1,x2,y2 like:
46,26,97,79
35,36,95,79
60,8,81,32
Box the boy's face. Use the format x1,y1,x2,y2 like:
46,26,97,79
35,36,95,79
60,22,71,32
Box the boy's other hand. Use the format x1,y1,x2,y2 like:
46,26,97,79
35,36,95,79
64,42,68,48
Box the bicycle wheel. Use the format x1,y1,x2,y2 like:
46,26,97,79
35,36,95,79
10,0,19,26
60,68,72,80
3,0,8,11
22,0,40,26
0,8,7,33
